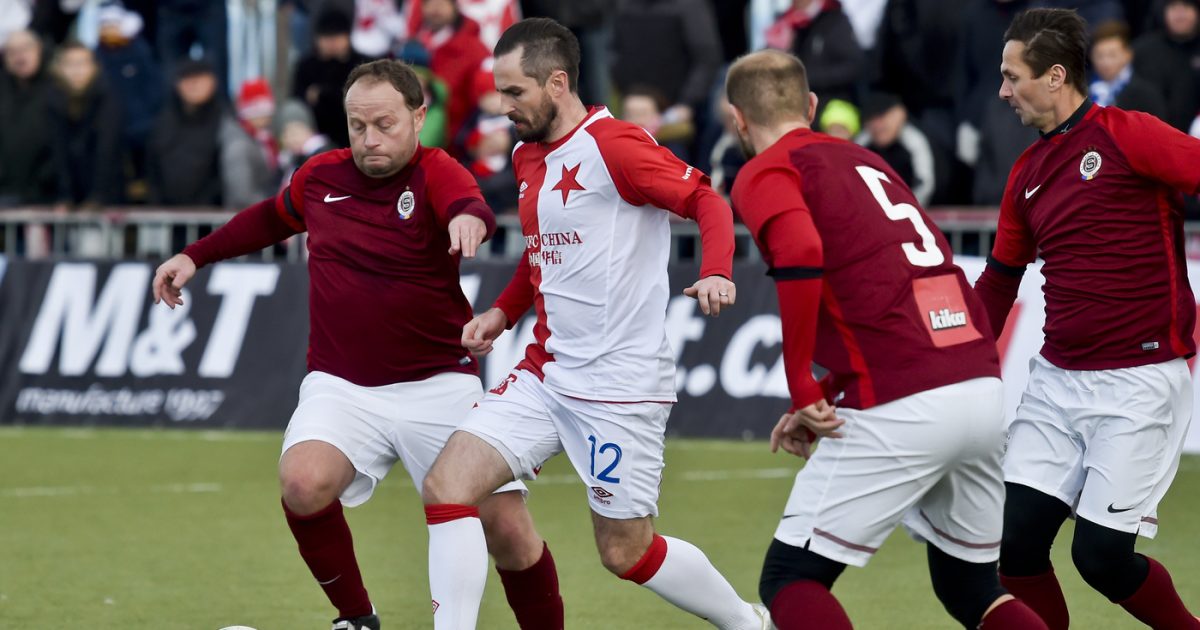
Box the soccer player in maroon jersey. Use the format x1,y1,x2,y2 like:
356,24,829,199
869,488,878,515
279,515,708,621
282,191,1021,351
725,50,1048,630
419,18,770,630
974,9,1200,630
151,60,563,630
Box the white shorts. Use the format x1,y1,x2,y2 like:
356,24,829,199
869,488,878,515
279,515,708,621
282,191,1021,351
775,377,1007,567
1004,355,1193,538
458,369,671,519
282,371,526,507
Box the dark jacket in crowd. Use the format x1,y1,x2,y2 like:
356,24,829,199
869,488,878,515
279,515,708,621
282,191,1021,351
1114,76,1169,119
611,0,723,110
787,1,865,106
873,0,966,119
97,35,164,153
972,97,1038,205
146,95,225,206
1133,28,1200,132
955,0,1033,128
292,49,368,148
0,66,56,204
47,77,123,205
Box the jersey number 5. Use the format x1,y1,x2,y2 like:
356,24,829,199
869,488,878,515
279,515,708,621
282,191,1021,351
855,165,945,267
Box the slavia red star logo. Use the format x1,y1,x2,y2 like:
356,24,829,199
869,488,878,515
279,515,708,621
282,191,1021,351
551,163,586,204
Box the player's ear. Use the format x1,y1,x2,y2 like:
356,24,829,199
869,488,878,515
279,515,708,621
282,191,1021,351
549,69,569,98
729,104,748,135
807,92,819,124
1047,63,1067,91
412,104,427,135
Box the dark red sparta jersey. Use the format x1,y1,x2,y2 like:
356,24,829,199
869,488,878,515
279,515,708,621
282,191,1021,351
981,102,1199,370
185,146,495,387
733,129,999,410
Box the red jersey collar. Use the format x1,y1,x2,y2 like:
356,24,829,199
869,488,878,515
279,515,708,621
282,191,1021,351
1040,98,1096,141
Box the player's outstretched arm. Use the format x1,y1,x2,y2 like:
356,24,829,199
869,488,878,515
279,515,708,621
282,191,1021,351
462,307,509,357
683,275,736,316
448,214,487,258
152,253,197,309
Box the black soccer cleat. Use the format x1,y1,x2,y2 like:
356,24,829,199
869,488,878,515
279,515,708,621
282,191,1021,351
330,612,380,630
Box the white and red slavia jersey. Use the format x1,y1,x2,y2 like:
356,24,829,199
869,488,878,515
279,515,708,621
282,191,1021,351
494,107,729,403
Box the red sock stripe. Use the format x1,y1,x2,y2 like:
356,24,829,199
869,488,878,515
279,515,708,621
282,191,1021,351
425,503,480,525
621,534,668,585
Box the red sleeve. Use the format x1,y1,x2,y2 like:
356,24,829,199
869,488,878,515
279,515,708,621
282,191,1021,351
423,148,497,240
182,197,303,268
492,252,534,328
974,153,1035,337
730,163,809,249
761,209,825,410
588,119,734,278
1105,108,1200,194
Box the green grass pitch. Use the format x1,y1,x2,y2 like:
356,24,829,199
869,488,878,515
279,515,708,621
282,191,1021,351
2,427,1197,629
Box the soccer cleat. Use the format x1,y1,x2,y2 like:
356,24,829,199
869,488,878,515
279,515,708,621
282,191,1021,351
753,602,776,630
330,612,380,630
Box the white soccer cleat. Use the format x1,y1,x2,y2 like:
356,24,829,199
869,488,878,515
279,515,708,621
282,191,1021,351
752,603,775,630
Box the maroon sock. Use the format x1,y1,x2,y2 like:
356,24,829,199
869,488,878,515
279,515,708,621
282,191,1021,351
496,542,564,630
282,498,372,619
769,580,852,630
1000,569,1069,630
980,599,1050,629
1118,556,1200,629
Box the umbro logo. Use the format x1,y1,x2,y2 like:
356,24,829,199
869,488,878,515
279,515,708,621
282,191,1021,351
1024,184,1041,199
591,486,614,499
324,193,351,203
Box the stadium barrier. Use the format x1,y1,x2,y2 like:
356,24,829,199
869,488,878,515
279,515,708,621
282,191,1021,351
1,255,1199,454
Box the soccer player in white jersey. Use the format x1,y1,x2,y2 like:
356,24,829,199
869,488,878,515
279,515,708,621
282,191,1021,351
418,17,771,630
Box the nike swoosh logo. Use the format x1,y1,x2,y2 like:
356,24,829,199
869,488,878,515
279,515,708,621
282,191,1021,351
324,194,351,203
1024,184,1041,199
317,575,341,585
1107,503,1137,514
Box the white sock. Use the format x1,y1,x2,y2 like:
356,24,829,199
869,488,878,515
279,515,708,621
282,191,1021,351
639,535,761,629
427,509,488,630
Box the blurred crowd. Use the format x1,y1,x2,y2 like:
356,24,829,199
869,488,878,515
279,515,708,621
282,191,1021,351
0,0,1197,216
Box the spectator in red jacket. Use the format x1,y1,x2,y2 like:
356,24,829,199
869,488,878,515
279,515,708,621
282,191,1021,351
413,0,490,150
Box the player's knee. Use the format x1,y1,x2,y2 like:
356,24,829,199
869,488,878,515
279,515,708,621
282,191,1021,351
597,539,644,576
758,539,846,607
1071,518,1146,601
999,483,1069,576
280,468,341,515
420,467,455,505
927,545,1006,628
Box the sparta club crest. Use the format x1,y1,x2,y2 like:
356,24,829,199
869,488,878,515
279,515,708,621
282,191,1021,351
397,190,415,219
1079,150,1102,181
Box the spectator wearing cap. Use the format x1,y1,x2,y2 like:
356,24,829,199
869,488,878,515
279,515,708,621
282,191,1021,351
818,98,860,141
856,92,938,207
395,40,450,148
277,98,334,187
234,77,281,201
411,0,490,153
1134,0,1200,131
156,0,228,98
46,40,123,209
0,29,55,206
1090,20,1167,119
94,0,162,201
292,8,367,148
458,70,516,213
147,60,260,209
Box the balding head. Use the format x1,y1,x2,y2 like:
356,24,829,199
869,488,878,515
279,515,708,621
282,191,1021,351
4,30,43,80
725,50,813,129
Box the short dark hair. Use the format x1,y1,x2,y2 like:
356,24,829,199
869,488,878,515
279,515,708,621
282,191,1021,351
726,50,811,127
343,59,424,110
493,18,580,93
1004,8,1089,95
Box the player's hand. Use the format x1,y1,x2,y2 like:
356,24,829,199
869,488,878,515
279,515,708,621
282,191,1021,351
152,253,196,309
770,400,843,459
683,275,736,316
448,214,487,258
462,307,508,357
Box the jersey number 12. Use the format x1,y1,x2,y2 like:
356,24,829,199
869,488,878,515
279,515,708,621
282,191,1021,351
855,165,944,267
